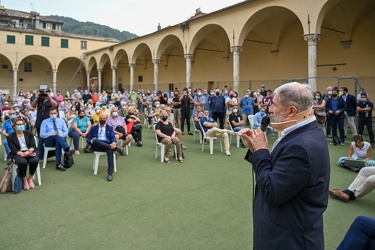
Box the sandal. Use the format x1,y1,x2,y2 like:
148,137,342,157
164,157,170,163
178,157,184,163
28,178,35,189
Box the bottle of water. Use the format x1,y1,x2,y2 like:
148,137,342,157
365,105,369,118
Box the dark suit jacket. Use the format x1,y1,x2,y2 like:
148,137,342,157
8,130,37,156
345,94,357,116
325,97,346,118
87,124,116,145
246,121,330,249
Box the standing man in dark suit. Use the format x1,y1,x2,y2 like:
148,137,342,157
326,87,346,145
357,93,375,148
87,113,122,181
340,87,358,136
238,82,330,249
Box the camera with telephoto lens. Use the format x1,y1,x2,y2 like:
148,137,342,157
38,84,49,98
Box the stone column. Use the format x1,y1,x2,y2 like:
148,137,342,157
98,69,103,92
13,68,18,100
129,63,135,91
111,66,117,91
184,54,193,89
86,71,91,91
231,46,243,93
152,59,160,92
303,34,321,92
52,69,58,93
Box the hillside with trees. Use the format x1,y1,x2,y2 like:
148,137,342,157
47,15,138,42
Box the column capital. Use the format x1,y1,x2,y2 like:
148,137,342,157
152,59,160,64
184,54,194,60
98,68,103,72
13,68,18,72
52,69,58,73
303,34,321,45
129,63,136,68
111,66,117,70
230,46,243,53
86,71,91,74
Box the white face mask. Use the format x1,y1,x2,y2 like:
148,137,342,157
233,109,238,113
112,112,118,117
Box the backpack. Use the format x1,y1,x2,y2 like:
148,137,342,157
64,152,74,168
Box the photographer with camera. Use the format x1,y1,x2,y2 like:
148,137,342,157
179,88,194,135
31,87,58,137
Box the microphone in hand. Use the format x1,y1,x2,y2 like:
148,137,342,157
260,115,271,132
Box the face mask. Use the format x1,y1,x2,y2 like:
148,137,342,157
339,91,343,96
204,115,209,118
79,115,84,118
128,112,134,115
315,96,321,100
332,94,337,97
10,114,17,120
50,114,57,120
233,109,238,113
244,95,249,98
72,108,76,111
99,120,106,125
96,110,100,114
112,112,118,117
204,92,207,95
197,92,202,96
210,92,214,95
155,104,160,108
24,104,30,108
87,105,92,108
361,98,367,102
260,112,266,116
328,91,333,95
161,116,168,121
234,94,237,97
224,91,228,94
16,125,25,132
216,92,220,96
15,110,20,113
4,104,8,107
229,95,233,98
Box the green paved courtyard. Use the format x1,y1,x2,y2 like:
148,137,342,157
1,127,375,249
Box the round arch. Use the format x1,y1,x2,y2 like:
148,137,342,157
155,34,184,59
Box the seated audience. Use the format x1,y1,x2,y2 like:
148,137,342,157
8,118,39,190
87,113,123,181
200,109,233,156
337,216,375,250
337,134,375,170
125,107,143,147
68,110,92,155
39,107,75,171
329,166,375,202
107,107,132,155
155,111,183,163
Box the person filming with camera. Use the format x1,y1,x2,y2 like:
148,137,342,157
31,86,58,137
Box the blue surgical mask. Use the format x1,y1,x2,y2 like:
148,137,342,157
204,115,209,118
72,108,76,111
260,112,266,116
315,96,321,100
16,125,25,132
234,94,237,97
361,98,367,102
10,114,17,120
244,95,249,98
50,114,57,120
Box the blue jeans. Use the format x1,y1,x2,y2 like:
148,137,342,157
68,131,81,150
337,216,375,249
44,135,70,165
4,138,10,155
92,140,115,174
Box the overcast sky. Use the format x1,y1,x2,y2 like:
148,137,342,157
2,0,243,36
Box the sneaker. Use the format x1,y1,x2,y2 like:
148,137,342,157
84,145,91,153
226,130,236,135
340,143,345,146
115,147,126,156
56,164,67,171
182,145,187,149
329,142,334,145
225,150,231,156
74,150,80,155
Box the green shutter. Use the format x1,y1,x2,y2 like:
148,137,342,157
41,37,49,47
43,22,46,28
7,35,15,44
61,39,68,48
52,23,56,30
25,35,34,45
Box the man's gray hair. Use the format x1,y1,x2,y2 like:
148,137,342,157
274,82,313,112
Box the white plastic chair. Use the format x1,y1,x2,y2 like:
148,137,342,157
92,151,117,175
68,136,85,149
192,116,202,143
118,139,129,155
199,122,222,154
12,163,41,191
0,134,2,145
154,125,177,162
248,115,255,128
227,118,240,147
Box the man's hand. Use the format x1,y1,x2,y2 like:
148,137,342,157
238,128,255,152
238,128,268,153
110,143,117,149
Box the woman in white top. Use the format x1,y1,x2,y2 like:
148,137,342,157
337,134,375,167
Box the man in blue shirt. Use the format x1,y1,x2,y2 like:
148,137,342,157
240,92,255,126
40,107,75,171
208,88,226,129
326,87,346,145
200,109,233,156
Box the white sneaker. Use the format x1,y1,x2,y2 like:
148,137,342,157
74,150,80,155
225,150,231,156
226,130,235,135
